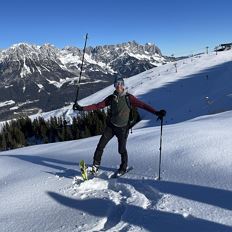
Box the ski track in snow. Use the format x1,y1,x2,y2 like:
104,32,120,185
58,169,218,232
62,172,161,231
57,168,232,232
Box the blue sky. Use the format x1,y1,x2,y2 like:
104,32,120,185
1,0,232,56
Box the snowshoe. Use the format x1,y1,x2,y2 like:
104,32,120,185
79,160,88,181
110,166,133,179
90,164,99,176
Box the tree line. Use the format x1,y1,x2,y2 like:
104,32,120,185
0,110,107,151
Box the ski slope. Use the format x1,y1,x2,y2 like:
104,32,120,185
34,49,232,128
0,50,232,231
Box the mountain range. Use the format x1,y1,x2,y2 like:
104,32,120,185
0,41,167,120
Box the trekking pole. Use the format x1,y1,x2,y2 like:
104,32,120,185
74,33,88,104
158,116,164,180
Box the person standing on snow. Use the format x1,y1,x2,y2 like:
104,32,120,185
73,77,166,175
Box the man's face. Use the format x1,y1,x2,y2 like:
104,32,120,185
114,81,124,93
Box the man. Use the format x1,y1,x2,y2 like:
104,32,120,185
73,77,166,176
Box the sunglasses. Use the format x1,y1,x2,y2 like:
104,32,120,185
114,81,124,87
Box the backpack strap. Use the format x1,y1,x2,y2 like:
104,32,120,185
125,93,132,109
107,94,114,116
125,93,134,134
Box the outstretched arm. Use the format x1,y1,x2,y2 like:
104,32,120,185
129,94,157,114
81,96,111,111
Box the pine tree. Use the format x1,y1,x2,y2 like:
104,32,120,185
12,127,26,148
38,117,49,143
71,117,79,139
0,134,7,151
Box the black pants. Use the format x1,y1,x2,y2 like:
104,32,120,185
93,123,129,170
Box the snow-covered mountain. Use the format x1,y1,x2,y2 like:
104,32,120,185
0,49,232,231
0,41,166,120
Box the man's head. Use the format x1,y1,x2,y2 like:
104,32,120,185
114,77,125,93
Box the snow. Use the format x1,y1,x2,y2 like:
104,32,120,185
127,51,165,65
0,100,15,108
8,100,40,112
0,111,232,231
1,49,232,231
20,57,32,78
4,85,13,89
59,51,116,75
36,83,44,92
59,52,82,65
44,76,102,89
45,77,80,88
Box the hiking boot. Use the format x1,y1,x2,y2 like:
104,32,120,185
91,164,99,175
117,166,127,176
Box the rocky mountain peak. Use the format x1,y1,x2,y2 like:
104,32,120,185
0,43,59,61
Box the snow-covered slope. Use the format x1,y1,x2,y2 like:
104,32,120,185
38,49,232,128
0,110,231,231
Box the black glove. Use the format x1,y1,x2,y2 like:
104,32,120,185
155,109,166,120
73,103,84,111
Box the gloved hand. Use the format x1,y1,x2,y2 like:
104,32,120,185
73,103,84,111
155,109,166,120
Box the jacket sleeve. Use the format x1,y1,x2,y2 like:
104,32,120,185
129,94,157,114
83,96,111,111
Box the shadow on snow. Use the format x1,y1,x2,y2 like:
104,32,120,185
47,189,231,232
140,60,232,127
